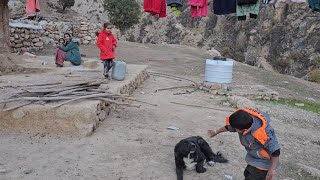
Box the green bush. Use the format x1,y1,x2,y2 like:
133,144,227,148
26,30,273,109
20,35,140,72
58,0,75,11
287,51,304,62
103,0,141,33
308,69,320,83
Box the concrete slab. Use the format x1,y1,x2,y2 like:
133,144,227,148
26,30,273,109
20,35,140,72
0,56,149,137
107,64,149,95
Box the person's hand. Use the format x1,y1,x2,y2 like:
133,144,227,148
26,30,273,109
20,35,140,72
112,45,116,51
208,130,218,138
266,169,276,180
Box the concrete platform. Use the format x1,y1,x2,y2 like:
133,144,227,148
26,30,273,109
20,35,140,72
0,56,148,137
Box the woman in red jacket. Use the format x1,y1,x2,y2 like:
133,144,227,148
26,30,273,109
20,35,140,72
96,23,118,79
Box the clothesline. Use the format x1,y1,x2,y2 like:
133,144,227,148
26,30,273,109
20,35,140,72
143,0,320,22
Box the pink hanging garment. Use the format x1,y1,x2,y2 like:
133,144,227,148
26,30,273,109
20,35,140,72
26,0,41,14
198,0,208,17
188,0,203,6
189,0,208,18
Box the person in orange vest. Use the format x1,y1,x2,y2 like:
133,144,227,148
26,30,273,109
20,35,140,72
208,108,280,180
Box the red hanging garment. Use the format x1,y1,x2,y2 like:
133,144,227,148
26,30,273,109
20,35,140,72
144,0,167,18
26,0,41,14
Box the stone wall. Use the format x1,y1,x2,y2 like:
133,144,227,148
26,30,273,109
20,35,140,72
42,21,103,45
10,27,44,53
9,21,120,53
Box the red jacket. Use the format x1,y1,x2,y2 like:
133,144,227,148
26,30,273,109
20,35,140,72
97,30,118,60
144,0,166,18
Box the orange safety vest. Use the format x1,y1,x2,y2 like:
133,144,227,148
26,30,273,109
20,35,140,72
226,108,269,145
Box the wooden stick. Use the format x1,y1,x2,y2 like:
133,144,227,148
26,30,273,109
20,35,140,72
155,85,194,93
116,96,158,107
71,91,100,96
95,98,141,108
28,82,62,87
87,88,111,93
27,81,103,94
148,72,198,85
2,82,63,88
2,100,45,111
151,74,182,81
47,87,91,97
0,97,73,104
24,82,62,87
170,101,234,112
65,75,81,77
173,87,199,95
24,80,101,90
0,94,122,104
2,101,34,112
53,93,124,108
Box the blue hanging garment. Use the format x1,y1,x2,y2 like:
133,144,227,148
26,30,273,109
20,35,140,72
213,0,236,15
167,0,183,16
167,0,184,7
308,0,320,12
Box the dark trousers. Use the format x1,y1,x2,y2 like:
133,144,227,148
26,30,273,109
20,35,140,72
244,165,268,180
103,59,113,76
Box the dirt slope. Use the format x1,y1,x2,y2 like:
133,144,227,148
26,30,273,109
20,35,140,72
0,42,319,180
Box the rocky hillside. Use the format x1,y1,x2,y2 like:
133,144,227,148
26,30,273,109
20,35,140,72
127,1,320,83
8,0,320,83
9,0,108,22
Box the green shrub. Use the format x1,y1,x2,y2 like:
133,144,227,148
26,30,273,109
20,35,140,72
103,0,141,33
308,69,320,83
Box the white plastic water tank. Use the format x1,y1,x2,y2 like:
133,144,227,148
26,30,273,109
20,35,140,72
205,59,234,83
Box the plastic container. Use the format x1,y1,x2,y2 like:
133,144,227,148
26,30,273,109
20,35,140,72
204,59,233,83
111,60,127,81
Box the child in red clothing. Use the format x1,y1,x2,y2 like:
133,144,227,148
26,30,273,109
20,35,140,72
96,23,118,79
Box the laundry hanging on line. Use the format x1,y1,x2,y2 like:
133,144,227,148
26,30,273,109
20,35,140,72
144,0,167,18
212,0,260,21
236,0,260,21
167,0,184,16
188,0,209,18
26,0,41,14
213,0,236,15
308,0,320,12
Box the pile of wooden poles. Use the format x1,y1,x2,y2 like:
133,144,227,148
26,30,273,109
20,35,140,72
0,80,156,111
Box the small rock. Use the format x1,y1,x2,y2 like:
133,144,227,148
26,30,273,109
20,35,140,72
222,102,230,106
32,38,40,43
250,29,257,34
210,84,222,90
82,40,90,45
0,169,7,173
84,36,92,41
206,48,221,57
224,174,233,180
295,103,304,107
23,169,33,174
283,81,289,84
307,97,316,102
34,41,44,47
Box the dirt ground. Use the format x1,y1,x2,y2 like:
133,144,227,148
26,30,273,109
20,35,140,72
0,42,319,180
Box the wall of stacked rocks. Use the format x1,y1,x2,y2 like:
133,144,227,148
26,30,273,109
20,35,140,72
10,27,45,53
9,21,112,53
